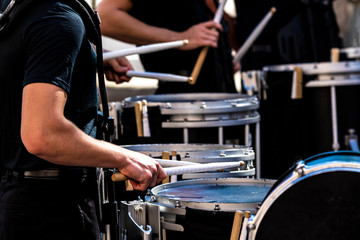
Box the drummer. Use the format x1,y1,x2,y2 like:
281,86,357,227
96,0,238,94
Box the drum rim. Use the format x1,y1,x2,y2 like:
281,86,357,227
123,93,254,103
148,178,275,211
247,151,360,239
262,61,360,75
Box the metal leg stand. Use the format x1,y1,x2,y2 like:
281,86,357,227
330,86,340,151
256,122,261,178
218,126,224,145
183,128,189,144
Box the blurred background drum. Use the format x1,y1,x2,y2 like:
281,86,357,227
256,61,360,179
118,178,275,240
247,151,360,240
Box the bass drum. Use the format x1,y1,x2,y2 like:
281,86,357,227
247,151,360,240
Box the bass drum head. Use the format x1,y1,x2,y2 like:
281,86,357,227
251,151,360,240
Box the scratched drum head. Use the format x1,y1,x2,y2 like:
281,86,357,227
149,178,275,212
248,151,360,240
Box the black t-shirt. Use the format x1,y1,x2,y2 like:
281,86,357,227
0,0,98,170
129,0,237,93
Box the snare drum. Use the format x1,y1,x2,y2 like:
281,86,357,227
117,93,260,146
118,178,275,240
121,144,256,179
247,151,360,240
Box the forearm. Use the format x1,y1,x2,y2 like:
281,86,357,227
97,4,180,45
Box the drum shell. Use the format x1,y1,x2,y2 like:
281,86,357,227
147,178,275,240
248,151,360,240
116,93,259,145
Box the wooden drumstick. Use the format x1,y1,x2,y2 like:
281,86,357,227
291,66,303,99
134,101,143,137
230,210,243,240
111,161,245,182
331,48,340,62
142,100,151,137
239,211,251,240
189,0,227,85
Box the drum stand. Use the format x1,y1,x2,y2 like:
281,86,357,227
98,168,119,240
306,78,360,151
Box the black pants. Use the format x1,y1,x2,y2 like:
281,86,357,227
0,173,100,240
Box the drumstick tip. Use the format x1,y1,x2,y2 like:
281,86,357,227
183,39,189,45
188,76,195,85
239,161,245,167
271,7,276,13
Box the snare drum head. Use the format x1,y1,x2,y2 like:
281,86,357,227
251,151,360,240
150,178,275,211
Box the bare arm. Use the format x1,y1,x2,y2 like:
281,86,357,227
96,0,223,50
21,83,166,190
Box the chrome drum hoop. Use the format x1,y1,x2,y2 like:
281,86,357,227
122,93,260,115
263,61,360,75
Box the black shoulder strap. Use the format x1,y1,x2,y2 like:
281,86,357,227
0,0,113,141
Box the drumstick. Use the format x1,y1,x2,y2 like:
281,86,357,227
189,0,228,85
291,66,303,99
156,159,199,167
162,151,170,184
134,101,143,137
233,7,276,64
331,48,340,62
111,161,245,182
142,100,151,137
103,39,189,60
126,70,192,83
230,210,243,240
239,211,251,240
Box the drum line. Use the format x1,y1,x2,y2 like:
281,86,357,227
100,4,360,238
118,93,262,177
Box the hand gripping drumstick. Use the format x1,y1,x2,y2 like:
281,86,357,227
233,7,276,64
189,0,227,85
103,40,189,60
111,161,245,182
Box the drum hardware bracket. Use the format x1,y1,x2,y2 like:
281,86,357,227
345,128,360,152
294,160,306,177
214,204,220,211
